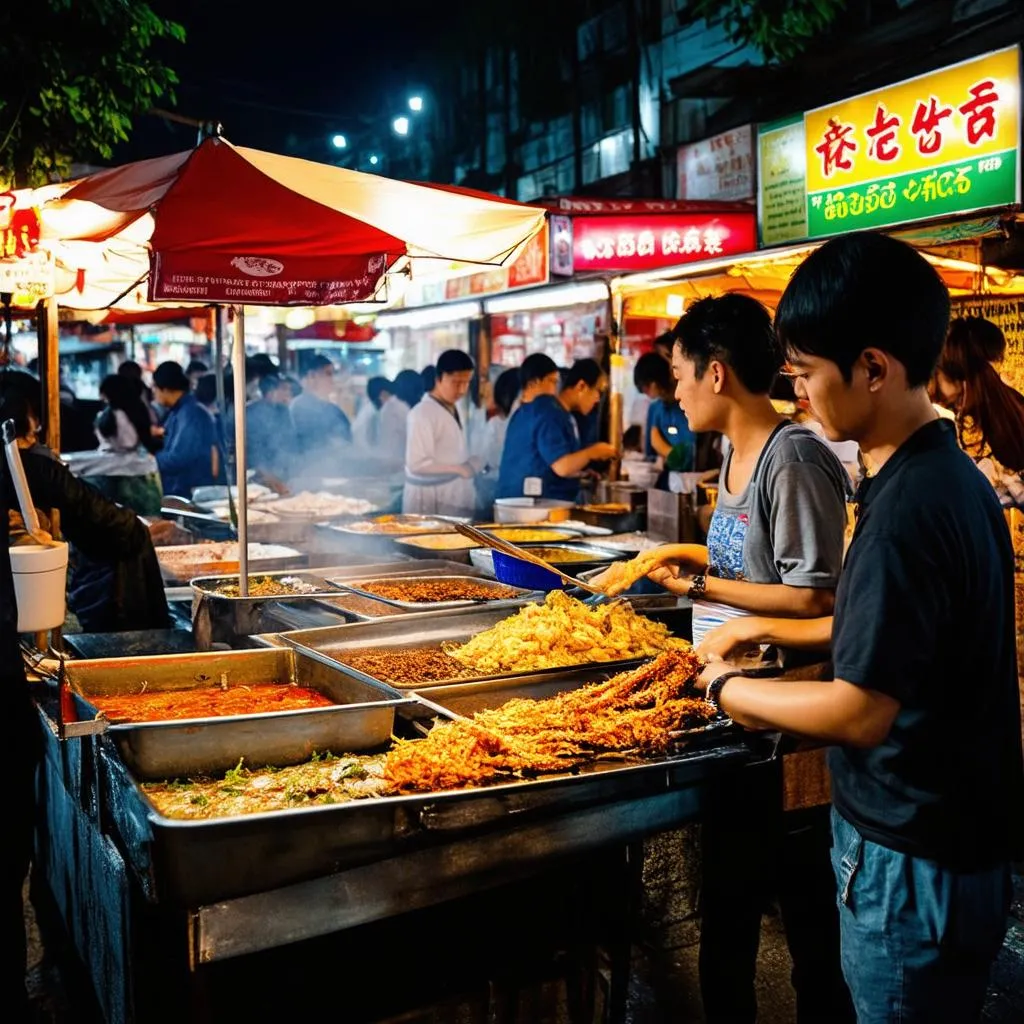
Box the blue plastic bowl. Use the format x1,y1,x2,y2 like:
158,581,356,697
492,549,569,591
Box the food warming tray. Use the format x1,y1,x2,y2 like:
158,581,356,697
335,575,536,611
61,647,409,779
86,691,765,908
257,604,650,690
156,543,306,583
190,571,348,649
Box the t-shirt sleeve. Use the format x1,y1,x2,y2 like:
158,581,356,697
831,532,948,704
536,407,576,466
767,459,847,588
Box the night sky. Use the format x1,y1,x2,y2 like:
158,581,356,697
115,0,471,162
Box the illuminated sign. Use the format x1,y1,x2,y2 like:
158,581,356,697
758,45,1020,244
571,213,757,272
677,125,755,202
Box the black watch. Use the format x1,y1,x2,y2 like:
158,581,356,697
705,670,744,714
687,573,707,599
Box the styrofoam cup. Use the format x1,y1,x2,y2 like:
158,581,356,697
10,541,69,631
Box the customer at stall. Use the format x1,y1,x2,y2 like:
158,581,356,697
472,367,521,516
377,369,423,466
496,358,618,503
634,350,697,469
185,359,209,390
696,232,1023,1024
351,376,392,450
402,350,479,516
593,293,852,1024
151,361,221,499
84,373,164,515
290,354,351,460
246,373,297,487
931,315,1024,504
1,370,170,634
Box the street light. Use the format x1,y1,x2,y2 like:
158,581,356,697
331,134,347,149
369,154,379,166
408,96,423,113
393,116,410,136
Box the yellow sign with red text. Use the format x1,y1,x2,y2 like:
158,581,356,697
805,47,1019,192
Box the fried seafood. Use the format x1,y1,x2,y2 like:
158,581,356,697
443,590,690,674
384,650,710,792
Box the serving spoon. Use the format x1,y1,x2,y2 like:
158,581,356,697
451,521,610,597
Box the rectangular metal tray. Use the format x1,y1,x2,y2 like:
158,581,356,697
265,605,649,690
336,575,536,612
191,571,346,603
415,669,734,740
156,543,306,584
62,647,410,779
91,703,764,908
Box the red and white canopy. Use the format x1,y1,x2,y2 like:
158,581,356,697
51,137,546,307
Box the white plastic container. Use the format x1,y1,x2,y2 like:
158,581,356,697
10,541,69,631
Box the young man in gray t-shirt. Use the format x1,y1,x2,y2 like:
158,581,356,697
601,294,853,1024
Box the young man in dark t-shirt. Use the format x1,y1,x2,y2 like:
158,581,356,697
700,231,1024,1023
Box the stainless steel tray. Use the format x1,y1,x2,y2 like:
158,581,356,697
265,605,648,690
190,571,348,650
336,575,536,612
62,647,410,779
415,669,734,741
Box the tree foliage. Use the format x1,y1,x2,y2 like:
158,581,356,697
690,0,846,63
0,0,185,187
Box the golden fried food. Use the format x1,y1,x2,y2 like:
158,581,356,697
384,650,709,792
589,550,666,596
443,590,690,674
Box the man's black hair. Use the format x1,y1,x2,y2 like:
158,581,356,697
673,293,781,395
392,368,424,407
152,361,191,392
633,351,672,394
775,231,950,388
519,352,558,388
304,354,334,376
435,349,474,377
366,376,392,407
0,370,42,436
186,359,209,376
493,367,521,417
420,365,437,391
258,373,286,398
563,358,604,390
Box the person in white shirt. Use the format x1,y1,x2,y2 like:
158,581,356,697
379,369,422,462
351,376,392,449
472,367,521,516
402,350,479,516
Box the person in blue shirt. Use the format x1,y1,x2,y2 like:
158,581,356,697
246,374,297,485
151,361,220,498
497,358,617,501
634,351,696,466
290,354,351,459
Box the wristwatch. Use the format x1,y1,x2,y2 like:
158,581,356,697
687,573,707,599
705,670,744,714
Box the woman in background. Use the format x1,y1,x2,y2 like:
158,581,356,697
931,316,1024,505
84,373,164,515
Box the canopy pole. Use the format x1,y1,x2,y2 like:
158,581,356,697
231,306,248,597
214,307,226,413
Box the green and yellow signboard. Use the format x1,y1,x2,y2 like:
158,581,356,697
758,46,1020,246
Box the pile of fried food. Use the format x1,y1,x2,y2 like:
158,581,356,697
384,649,710,792
444,590,690,674
589,550,667,597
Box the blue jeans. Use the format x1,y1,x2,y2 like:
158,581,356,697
830,809,1011,1023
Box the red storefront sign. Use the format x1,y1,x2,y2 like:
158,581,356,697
444,223,549,300
572,213,757,272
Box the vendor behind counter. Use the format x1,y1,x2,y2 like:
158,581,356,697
2,371,168,634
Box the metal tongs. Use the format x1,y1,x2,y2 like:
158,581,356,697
451,521,609,597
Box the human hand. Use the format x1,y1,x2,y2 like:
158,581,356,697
458,462,476,479
590,442,619,461
697,617,761,661
695,659,738,692
150,426,165,438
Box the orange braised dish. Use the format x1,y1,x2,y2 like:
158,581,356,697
89,683,335,723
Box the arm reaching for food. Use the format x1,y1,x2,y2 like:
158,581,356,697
697,615,834,661
589,543,709,596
